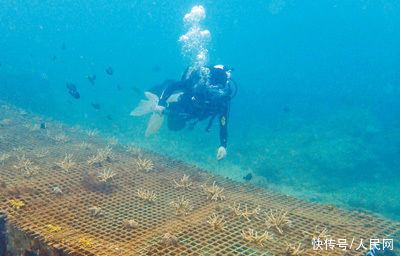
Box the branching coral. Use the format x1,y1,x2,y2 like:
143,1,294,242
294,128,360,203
229,202,260,222
97,168,116,183
126,145,141,155
14,155,39,177
35,149,49,158
107,136,119,146
311,226,329,242
137,188,157,202
135,157,154,172
161,233,179,247
86,129,99,137
56,154,76,172
0,153,10,163
9,199,25,210
173,174,192,190
281,242,306,255
47,224,61,232
78,237,94,248
201,181,225,201
241,228,273,247
264,209,292,235
89,206,102,217
53,133,69,142
170,195,193,216
123,219,139,229
87,146,114,165
207,213,226,230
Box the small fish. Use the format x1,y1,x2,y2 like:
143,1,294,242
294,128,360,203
91,103,101,110
116,84,122,91
62,42,66,50
40,123,46,129
283,106,291,113
152,66,161,72
86,74,96,85
66,82,77,91
66,83,80,99
106,114,113,120
243,173,252,182
105,67,113,75
52,55,57,61
131,86,141,95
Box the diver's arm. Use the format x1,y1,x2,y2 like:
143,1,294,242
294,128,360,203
158,80,188,107
217,103,230,160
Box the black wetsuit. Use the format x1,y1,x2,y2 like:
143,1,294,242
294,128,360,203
153,66,232,148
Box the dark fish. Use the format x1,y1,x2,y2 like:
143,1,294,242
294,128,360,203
131,86,142,95
86,74,96,85
62,42,66,50
40,123,46,129
152,66,161,72
91,103,101,110
52,55,57,61
66,83,80,99
66,82,77,91
105,67,113,75
68,90,80,99
106,114,113,120
243,173,252,182
116,84,122,91
283,106,291,113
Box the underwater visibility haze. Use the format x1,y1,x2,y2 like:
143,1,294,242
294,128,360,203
0,0,400,254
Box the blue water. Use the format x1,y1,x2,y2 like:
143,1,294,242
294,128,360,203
1,0,400,224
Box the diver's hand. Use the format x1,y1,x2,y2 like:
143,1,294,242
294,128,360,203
217,146,227,161
154,105,165,115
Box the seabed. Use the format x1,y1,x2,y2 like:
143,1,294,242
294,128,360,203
0,101,399,256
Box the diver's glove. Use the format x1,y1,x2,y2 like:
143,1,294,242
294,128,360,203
217,146,227,161
154,105,165,115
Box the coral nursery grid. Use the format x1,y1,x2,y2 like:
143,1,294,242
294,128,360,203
0,102,399,256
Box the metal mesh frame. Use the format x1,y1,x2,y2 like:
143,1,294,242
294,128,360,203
0,102,399,256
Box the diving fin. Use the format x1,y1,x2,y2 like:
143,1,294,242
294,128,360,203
145,113,164,137
130,91,159,116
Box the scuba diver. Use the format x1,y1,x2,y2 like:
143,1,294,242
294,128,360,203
130,65,237,161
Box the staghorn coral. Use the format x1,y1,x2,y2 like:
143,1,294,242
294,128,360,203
56,154,76,172
281,242,306,255
78,237,94,248
173,174,193,190
0,153,10,163
35,149,49,158
86,128,99,137
97,168,116,183
135,157,153,172
87,146,114,165
89,206,102,217
53,133,69,143
14,155,39,177
201,181,225,201
9,199,25,210
52,186,62,195
126,145,141,155
137,188,157,202
170,195,193,216
241,228,273,247
123,219,139,229
229,202,260,222
161,233,179,247
207,213,226,230
107,136,119,146
311,226,329,242
47,224,61,233
78,141,91,149
264,209,292,235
